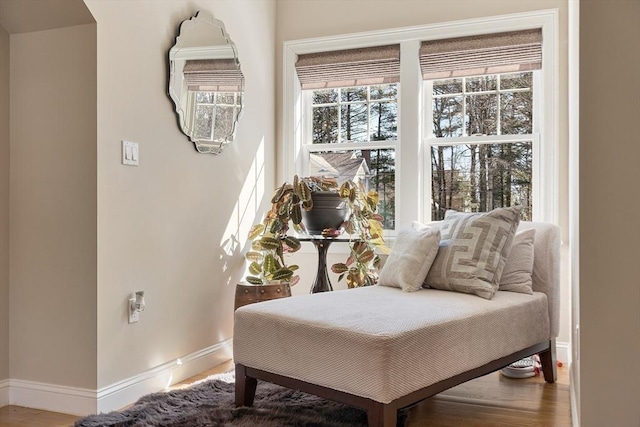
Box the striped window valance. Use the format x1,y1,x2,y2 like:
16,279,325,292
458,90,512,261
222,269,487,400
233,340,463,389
295,45,400,90
183,59,244,92
420,29,542,80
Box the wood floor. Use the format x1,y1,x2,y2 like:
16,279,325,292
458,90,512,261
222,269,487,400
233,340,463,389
0,360,570,427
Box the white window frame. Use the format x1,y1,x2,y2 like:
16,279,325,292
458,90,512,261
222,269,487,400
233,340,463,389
424,73,540,220
282,9,558,226
187,90,242,143
301,87,399,186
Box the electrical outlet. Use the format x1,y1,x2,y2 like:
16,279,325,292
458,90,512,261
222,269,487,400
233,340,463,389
129,308,139,324
128,291,145,324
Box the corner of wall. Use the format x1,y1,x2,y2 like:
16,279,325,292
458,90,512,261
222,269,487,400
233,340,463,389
0,21,11,388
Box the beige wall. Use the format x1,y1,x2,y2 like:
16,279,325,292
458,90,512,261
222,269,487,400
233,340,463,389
9,23,97,388
82,0,276,388
579,1,640,426
276,0,571,346
0,23,9,383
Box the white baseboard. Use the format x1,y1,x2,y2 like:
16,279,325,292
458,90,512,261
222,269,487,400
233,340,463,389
0,379,9,407
557,340,570,367
8,379,96,416
96,338,233,414
2,338,233,416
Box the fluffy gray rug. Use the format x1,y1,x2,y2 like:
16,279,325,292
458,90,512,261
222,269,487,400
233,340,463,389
75,374,406,426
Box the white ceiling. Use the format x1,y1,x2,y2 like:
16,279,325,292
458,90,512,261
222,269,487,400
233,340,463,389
0,0,94,34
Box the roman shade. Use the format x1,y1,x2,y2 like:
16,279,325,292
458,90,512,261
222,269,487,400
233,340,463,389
183,59,244,92
420,29,542,80
295,45,400,90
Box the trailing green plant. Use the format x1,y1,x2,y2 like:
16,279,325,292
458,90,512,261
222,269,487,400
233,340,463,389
330,180,389,288
245,175,389,288
244,176,328,285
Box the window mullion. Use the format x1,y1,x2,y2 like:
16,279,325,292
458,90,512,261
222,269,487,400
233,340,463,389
497,75,502,136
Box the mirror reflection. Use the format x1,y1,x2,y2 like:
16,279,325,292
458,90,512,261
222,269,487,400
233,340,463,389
169,11,244,154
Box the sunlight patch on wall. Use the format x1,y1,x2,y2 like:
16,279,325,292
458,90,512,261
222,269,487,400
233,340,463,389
219,138,265,284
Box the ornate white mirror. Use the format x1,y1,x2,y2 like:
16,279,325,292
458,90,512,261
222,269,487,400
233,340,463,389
169,11,243,154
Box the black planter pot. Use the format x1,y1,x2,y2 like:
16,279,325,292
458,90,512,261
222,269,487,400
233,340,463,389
301,191,348,235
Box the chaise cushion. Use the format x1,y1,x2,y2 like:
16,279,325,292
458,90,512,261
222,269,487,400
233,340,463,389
234,285,550,404
425,206,522,299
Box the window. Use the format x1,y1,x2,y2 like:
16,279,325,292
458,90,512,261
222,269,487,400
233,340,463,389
295,45,400,229
283,10,558,229
189,91,243,143
304,84,398,229
421,29,541,221
426,72,535,220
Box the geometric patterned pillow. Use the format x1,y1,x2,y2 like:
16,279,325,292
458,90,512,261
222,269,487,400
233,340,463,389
424,206,522,299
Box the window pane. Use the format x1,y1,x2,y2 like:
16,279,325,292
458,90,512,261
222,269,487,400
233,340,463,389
216,92,236,104
312,106,338,144
433,96,463,137
433,79,462,95
370,84,398,100
501,72,532,90
196,92,214,103
370,102,398,141
308,149,396,229
466,75,497,92
213,106,235,142
313,89,338,104
501,91,533,134
340,103,367,142
194,105,213,140
466,93,498,135
340,87,367,103
430,142,532,221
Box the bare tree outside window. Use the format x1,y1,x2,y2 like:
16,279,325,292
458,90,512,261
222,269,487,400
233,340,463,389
430,72,533,220
309,84,398,229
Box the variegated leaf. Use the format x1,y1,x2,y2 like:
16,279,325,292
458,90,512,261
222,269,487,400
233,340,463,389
248,224,265,240
271,184,287,204
293,175,300,197
331,263,349,274
283,236,301,251
291,204,302,224
302,199,313,211
260,236,281,250
290,275,300,286
299,181,312,202
270,218,283,234
248,261,262,275
272,268,294,281
246,276,263,285
263,254,278,273
245,251,263,262
358,249,375,263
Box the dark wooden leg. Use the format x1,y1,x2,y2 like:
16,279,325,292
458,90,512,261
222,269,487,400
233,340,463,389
235,363,257,407
367,402,397,427
539,339,557,383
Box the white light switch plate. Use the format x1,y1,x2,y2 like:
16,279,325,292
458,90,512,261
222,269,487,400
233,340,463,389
122,140,139,166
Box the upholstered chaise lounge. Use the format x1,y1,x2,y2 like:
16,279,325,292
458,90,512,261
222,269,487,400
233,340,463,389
233,221,560,427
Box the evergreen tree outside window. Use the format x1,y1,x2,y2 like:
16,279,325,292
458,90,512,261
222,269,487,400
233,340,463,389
428,72,535,220
296,45,400,230
306,84,398,229
285,15,557,230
